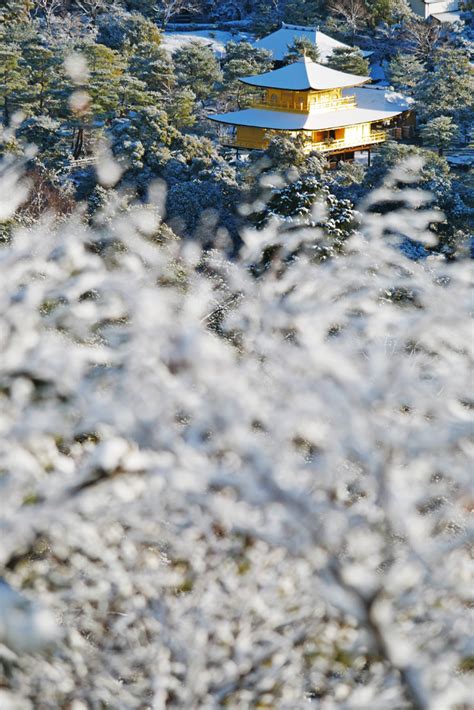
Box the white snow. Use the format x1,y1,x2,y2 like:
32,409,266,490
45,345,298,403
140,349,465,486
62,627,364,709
162,30,250,56
253,23,351,63
240,57,370,91
208,105,406,131
348,86,414,111
431,10,463,21
209,85,410,130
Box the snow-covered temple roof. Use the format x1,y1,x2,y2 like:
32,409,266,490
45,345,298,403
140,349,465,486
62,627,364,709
208,88,410,131
240,57,370,91
253,23,352,63
431,11,462,22
348,86,414,112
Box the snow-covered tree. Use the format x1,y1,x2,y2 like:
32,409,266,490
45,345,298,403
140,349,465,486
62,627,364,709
388,53,424,93
0,148,471,710
420,116,459,156
326,46,369,75
284,36,320,64
174,41,223,102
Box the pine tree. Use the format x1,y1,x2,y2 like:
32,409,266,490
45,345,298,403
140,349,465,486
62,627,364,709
122,13,163,47
284,37,320,64
80,43,126,120
128,42,175,96
415,47,473,127
21,39,63,115
420,116,459,156
388,53,424,93
326,47,369,75
221,41,272,109
1,0,33,23
0,41,27,124
283,0,324,25
174,42,222,102
166,87,197,129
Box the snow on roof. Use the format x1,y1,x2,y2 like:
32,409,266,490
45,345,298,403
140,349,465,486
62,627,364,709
240,56,370,91
431,11,463,22
346,86,414,111
253,23,372,61
208,104,405,132
253,23,349,62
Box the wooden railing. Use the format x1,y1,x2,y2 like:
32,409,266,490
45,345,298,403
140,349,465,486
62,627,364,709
310,130,387,153
253,95,356,114
223,130,388,153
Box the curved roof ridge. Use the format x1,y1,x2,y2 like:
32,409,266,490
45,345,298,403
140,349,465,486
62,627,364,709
239,60,370,92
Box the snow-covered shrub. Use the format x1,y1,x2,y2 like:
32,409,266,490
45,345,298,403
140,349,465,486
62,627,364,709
0,154,472,709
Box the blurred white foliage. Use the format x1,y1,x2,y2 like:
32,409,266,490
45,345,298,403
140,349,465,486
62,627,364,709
0,156,472,709
0,580,59,654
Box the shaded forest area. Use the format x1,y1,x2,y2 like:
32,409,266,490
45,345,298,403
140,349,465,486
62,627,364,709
1,0,473,255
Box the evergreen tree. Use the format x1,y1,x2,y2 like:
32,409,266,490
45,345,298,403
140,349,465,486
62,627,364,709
80,43,126,120
420,116,459,156
0,40,27,124
128,42,175,96
415,47,473,127
284,36,320,64
283,0,324,25
166,87,197,129
122,13,163,47
108,106,178,174
252,1,282,38
221,41,272,109
388,53,424,93
326,47,369,75
1,0,33,23
365,0,396,26
222,41,273,84
174,42,222,102
21,38,63,115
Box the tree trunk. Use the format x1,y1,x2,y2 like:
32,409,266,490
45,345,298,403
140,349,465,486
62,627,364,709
72,127,84,159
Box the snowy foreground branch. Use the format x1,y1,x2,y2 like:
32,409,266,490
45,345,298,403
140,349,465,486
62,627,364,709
0,157,472,709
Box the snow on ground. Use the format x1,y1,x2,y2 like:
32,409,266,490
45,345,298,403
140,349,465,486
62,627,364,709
162,30,251,56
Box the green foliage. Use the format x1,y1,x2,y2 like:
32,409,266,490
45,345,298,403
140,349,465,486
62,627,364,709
122,13,163,47
365,140,472,254
80,43,126,120
326,47,369,75
20,39,63,115
222,41,273,84
166,87,197,128
420,116,459,156
251,1,282,37
263,133,313,172
128,41,175,95
284,0,324,25
388,53,424,93
1,0,33,23
367,141,451,191
174,42,222,102
365,0,396,26
284,36,320,64
17,115,65,167
0,40,27,124
415,47,473,124
221,41,273,109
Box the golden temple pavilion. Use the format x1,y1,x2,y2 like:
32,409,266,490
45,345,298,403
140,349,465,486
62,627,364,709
209,57,414,160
